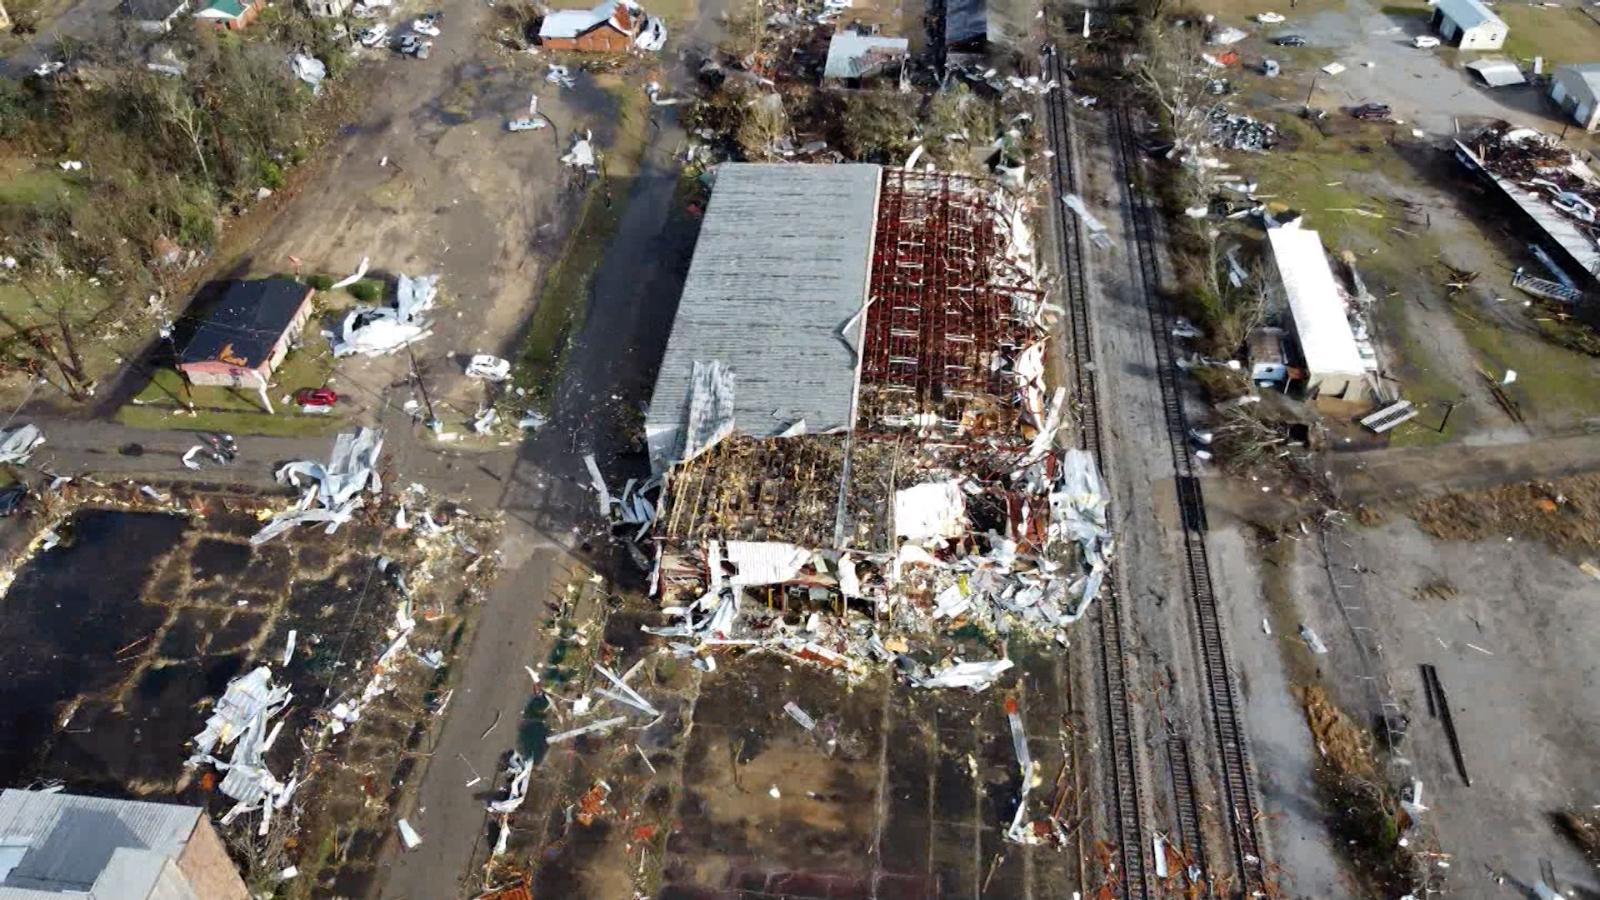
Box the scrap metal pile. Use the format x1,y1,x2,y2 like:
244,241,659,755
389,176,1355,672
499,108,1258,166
252,427,384,544
1207,104,1278,152
1466,123,1600,228
643,170,1109,695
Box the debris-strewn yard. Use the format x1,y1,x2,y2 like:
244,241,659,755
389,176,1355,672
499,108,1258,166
1409,472,1600,559
0,479,498,897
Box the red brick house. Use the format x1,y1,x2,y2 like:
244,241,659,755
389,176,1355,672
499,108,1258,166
194,0,260,29
538,0,644,52
178,279,314,408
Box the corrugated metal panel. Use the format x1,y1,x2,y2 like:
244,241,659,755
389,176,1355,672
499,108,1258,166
645,164,881,470
0,790,198,894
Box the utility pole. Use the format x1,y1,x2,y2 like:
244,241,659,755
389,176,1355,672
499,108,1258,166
406,345,437,430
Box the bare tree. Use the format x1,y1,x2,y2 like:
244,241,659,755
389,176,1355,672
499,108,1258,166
1136,20,1220,208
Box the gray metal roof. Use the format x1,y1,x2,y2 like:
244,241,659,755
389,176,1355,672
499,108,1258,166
646,163,882,471
1435,0,1504,32
0,790,199,896
1557,62,1600,100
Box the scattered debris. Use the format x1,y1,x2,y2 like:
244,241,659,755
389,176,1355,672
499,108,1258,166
328,273,439,357
397,817,423,850
252,427,384,544
0,425,44,464
782,701,816,731
184,667,298,832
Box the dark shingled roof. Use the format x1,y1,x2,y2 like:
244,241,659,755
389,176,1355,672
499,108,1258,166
179,278,311,370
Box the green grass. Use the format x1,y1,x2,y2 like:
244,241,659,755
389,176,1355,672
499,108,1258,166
119,403,343,437
0,167,79,208
120,350,344,437
1450,304,1600,429
1499,4,1600,67
507,79,651,413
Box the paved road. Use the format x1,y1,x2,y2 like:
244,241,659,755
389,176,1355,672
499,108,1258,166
370,64,698,900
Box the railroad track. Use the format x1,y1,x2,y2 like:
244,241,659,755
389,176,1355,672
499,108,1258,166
1040,47,1152,900
1105,82,1268,894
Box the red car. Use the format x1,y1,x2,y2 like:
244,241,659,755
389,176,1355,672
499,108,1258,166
296,387,338,407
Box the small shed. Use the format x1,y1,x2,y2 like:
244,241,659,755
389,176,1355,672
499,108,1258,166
1430,0,1507,50
178,279,315,409
823,33,909,84
1551,64,1600,131
1266,221,1371,400
194,0,258,28
538,0,642,52
122,0,189,32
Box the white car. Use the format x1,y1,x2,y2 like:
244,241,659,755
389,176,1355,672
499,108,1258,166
1255,11,1286,23
412,18,440,36
506,117,546,132
358,23,389,47
32,61,65,77
1412,34,1440,48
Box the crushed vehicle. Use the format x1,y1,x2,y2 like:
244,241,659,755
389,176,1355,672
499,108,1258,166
506,117,546,132
411,17,440,36
358,23,389,46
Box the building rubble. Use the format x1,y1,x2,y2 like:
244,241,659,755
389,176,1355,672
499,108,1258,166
252,427,384,544
328,273,439,357
629,169,1111,691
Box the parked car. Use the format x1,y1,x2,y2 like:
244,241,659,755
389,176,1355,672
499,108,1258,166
1412,34,1440,48
1350,102,1392,120
296,387,338,407
1271,34,1307,46
357,23,389,47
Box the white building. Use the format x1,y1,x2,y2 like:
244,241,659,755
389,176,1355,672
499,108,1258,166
1551,64,1600,131
1430,0,1507,50
1266,221,1371,401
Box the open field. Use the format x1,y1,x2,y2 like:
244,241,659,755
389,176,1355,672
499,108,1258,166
1500,3,1600,68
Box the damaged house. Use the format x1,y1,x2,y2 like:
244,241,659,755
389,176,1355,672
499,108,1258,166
640,163,1102,687
537,0,664,52
177,278,315,412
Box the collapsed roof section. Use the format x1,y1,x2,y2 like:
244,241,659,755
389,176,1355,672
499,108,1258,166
647,166,1093,659
859,169,1046,437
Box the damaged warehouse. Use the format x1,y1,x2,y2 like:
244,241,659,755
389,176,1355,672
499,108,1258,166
639,163,1105,700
